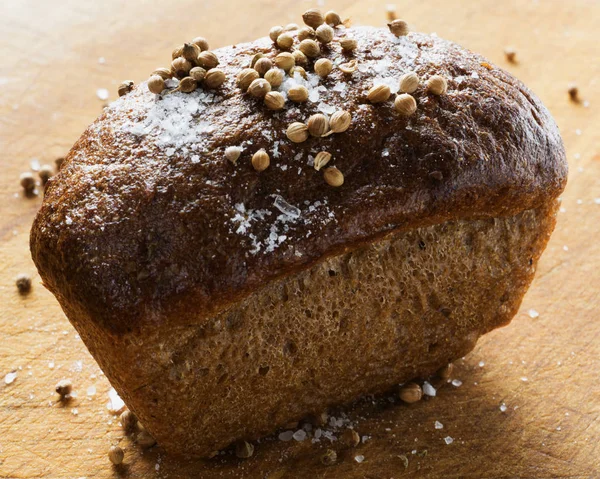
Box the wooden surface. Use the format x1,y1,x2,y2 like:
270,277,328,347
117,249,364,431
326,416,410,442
1,0,599,477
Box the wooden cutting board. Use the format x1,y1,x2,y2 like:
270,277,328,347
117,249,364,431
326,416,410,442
1,0,598,477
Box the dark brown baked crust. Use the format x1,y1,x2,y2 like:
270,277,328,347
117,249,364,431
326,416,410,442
30,27,567,335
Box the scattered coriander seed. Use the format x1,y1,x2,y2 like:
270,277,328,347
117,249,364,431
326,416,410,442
136,430,156,449
177,77,197,93
39,164,53,185
287,85,309,102
340,37,358,52
182,42,201,63
252,150,270,172
171,57,192,78
341,429,361,448
235,440,255,459
171,45,184,60
367,84,391,103
316,24,334,44
427,75,448,95
303,8,325,28
250,53,265,68
248,78,271,98
339,59,358,74
225,146,242,164
321,449,337,466
286,122,309,143
307,114,330,137
399,71,419,93
274,52,295,72
117,80,134,97
264,91,285,110
329,110,352,133
323,167,344,187
276,32,294,49
388,19,409,37
120,410,138,433
394,93,417,116
313,151,332,171
189,66,207,82
437,363,454,380
108,445,124,465
264,68,284,88
254,57,273,77
292,49,308,65
197,51,219,70
20,172,35,193
55,379,73,397
299,39,320,58
269,26,283,42
399,382,422,403
504,47,517,63
15,273,32,294
204,69,226,88
568,83,578,101
284,23,299,32
237,68,260,91
289,66,307,79
386,4,398,21
325,10,342,26
151,67,172,80
191,36,209,52
297,26,316,42
314,58,333,77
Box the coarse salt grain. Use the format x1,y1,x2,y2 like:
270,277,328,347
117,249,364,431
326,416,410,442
528,309,539,318
521,377,528,382
354,455,365,463
444,436,454,445
4,372,17,384
107,388,125,414
422,381,436,396
451,379,462,387
500,403,507,412
293,429,307,441
434,421,443,429
96,88,109,101
478,361,485,367
86,385,96,396
278,430,294,441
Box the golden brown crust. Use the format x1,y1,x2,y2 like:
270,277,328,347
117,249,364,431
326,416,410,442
30,27,567,335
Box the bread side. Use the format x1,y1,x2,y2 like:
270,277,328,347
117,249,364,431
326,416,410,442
30,27,567,335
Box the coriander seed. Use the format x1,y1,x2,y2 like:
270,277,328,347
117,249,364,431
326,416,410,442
117,80,134,97
292,49,308,65
204,69,226,88
325,10,342,26
339,59,358,74
250,53,264,68
504,47,517,63
136,430,156,449
568,83,579,101
20,172,35,193
274,52,295,72
367,84,391,103
108,445,124,465
39,164,53,185
15,273,32,294
314,58,333,77
287,85,309,102
321,449,337,466
55,379,73,397
323,167,344,187
151,67,172,80
171,57,192,77
394,93,417,116
386,4,397,21
235,440,255,459
252,149,270,172
329,110,351,133
225,146,242,164
191,36,209,51
269,26,283,42
120,410,138,433
340,37,357,52
264,68,284,88
313,151,332,171
182,42,201,63
299,39,320,58
197,51,219,70
237,68,260,91
284,23,299,31
388,19,409,37
177,77,197,93
399,382,422,403
171,45,184,59
297,26,316,42
190,66,207,82
437,362,454,380
55,157,64,169
290,66,307,79
248,78,271,98
286,122,309,143
399,71,419,93
303,8,325,28
316,24,334,44
307,114,329,137
264,91,285,110
276,32,294,50
254,57,273,77
341,429,361,448
427,75,447,95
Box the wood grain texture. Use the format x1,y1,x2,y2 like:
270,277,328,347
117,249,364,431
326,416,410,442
0,0,598,477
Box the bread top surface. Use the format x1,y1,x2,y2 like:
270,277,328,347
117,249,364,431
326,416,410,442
31,26,567,334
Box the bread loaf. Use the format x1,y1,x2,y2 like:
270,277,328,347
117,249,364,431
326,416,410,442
30,24,567,457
